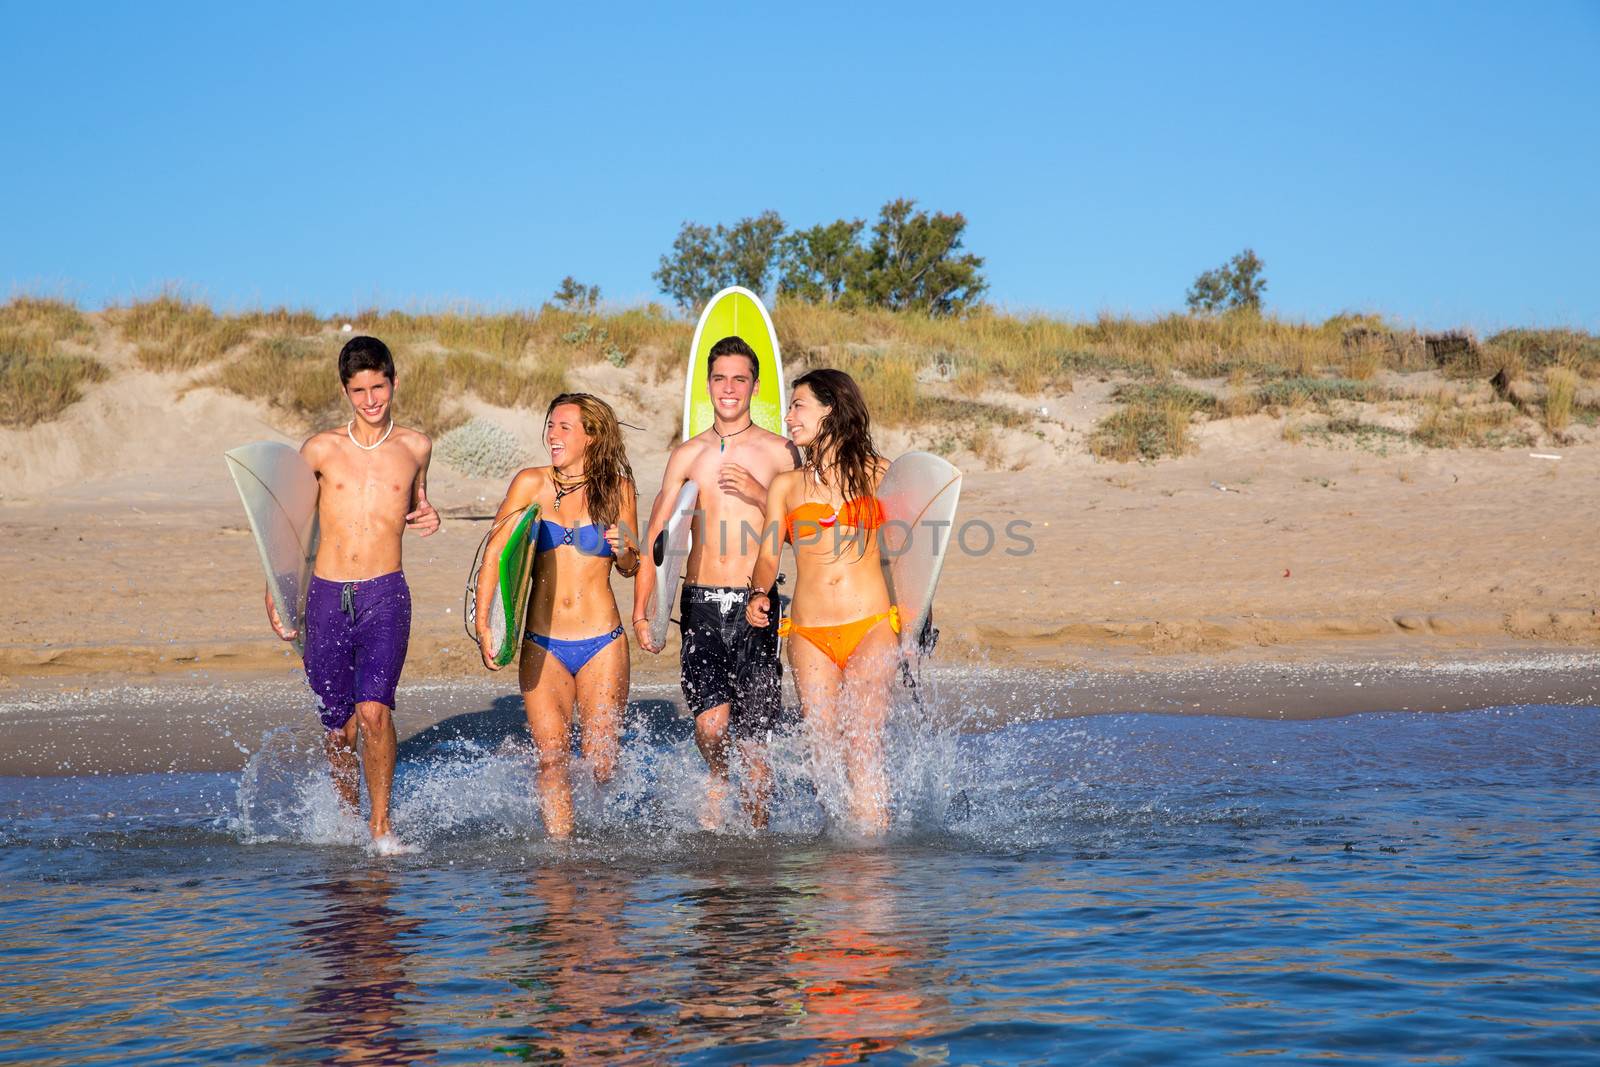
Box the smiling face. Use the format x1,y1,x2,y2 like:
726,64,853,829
343,369,393,427
785,383,829,448
707,353,757,424
545,402,590,471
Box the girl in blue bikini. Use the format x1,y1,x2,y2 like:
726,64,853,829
477,393,640,837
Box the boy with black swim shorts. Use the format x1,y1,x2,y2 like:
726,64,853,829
265,335,439,849
633,337,801,829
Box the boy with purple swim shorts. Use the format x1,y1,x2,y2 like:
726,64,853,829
264,336,439,849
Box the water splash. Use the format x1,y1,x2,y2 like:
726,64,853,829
222,677,1045,852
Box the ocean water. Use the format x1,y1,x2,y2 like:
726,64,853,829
2,694,1598,1065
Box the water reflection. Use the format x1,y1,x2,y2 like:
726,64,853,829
780,850,944,1064
287,869,428,1065
493,865,641,1062
482,850,947,1063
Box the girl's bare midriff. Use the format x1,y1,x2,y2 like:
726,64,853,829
787,518,892,627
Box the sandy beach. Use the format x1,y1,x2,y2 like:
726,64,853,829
3,326,1598,771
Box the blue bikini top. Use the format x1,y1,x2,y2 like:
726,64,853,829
535,517,613,557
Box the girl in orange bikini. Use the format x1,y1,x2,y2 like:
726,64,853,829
746,369,897,834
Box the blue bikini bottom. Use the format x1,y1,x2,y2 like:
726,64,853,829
524,624,625,675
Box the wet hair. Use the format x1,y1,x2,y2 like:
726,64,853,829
338,335,395,385
544,392,635,528
707,336,759,380
791,368,881,516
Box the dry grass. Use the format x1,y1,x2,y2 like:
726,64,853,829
12,297,1593,463
1543,368,1578,433
1411,392,1521,448
207,335,569,436
211,338,342,427
1489,328,1600,375
0,327,108,427
854,349,921,426
114,296,251,371
0,296,93,342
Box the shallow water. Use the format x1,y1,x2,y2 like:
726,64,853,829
3,699,1598,1064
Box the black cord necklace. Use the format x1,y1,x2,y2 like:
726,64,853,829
715,419,754,453
552,470,586,512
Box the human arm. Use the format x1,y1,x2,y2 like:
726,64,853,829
265,583,296,641
631,443,697,653
405,438,440,536
744,472,790,628
605,481,641,578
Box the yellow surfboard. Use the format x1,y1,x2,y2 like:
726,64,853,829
681,286,786,440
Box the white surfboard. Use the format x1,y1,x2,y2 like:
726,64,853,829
649,481,700,649
224,442,320,657
878,452,963,657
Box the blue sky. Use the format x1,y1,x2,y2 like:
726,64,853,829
3,2,1596,329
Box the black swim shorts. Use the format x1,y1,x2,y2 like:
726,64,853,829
679,583,787,739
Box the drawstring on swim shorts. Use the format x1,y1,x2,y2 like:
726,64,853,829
340,582,356,624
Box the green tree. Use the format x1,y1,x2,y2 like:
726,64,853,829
551,275,600,313
778,219,866,304
852,199,986,316
653,214,788,311
1186,249,1267,313
721,211,787,295
653,222,722,312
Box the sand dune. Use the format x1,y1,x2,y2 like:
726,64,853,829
2,354,1598,691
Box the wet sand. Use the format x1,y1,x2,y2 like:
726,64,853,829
5,655,1596,777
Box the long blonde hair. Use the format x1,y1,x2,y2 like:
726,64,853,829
545,392,635,527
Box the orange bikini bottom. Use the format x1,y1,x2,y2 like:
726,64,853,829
779,607,899,671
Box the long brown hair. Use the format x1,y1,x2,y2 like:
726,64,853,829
545,392,634,527
791,368,881,508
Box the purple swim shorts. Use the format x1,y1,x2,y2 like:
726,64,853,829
302,571,412,732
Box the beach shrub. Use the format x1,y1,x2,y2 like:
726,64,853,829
436,417,528,479
1255,376,1378,411
1411,393,1521,448
1091,383,1210,461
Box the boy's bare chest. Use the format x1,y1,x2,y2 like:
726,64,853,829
317,450,417,504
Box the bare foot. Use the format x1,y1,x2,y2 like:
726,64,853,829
699,777,729,831
369,833,416,856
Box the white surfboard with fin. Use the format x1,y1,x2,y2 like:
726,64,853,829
649,481,700,650
224,442,320,657
878,452,963,657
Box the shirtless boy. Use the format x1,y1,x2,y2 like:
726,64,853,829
633,336,801,828
266,335,440,848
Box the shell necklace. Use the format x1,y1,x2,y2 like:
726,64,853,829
346,418,394,451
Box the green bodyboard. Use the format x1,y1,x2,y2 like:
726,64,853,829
464,503,541,667
682,286,786,440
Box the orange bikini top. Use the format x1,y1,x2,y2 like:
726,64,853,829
784,496,886,542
